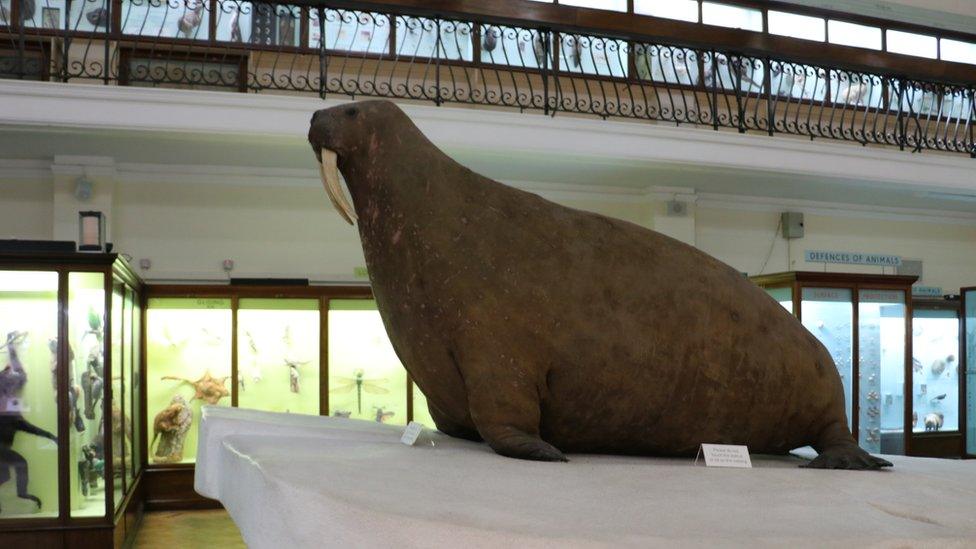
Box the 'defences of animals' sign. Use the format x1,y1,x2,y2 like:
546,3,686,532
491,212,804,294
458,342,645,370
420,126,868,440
804,250,902,267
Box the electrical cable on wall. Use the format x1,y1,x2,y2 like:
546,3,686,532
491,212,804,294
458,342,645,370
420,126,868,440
758,216,783,275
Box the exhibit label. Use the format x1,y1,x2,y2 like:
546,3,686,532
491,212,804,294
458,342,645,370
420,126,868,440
696,444,752,468
912,286,943,297
804,250,902,266
400,421,424,446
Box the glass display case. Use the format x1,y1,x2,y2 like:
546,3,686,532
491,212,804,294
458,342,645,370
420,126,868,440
146,298,232,465
909,297,964,458
237,299,320,416
328,300,406,425
964,288,976,457
751,272,916,455
0,251,143,546
143,285,436,508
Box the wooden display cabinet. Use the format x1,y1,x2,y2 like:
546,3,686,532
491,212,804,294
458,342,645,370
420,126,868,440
142,283,434,510
962,287,976,458
0,252,144,548
910,297,964,458
751,271,917,456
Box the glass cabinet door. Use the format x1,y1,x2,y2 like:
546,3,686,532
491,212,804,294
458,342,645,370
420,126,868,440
68,272,107,518
237,299,320,415
0,271,59,519
327,300,407,425
965,289,975,456
800,287,854,428
911,307,959,434
111,284,124,511
858,289,906,455
146,298,232,465
129,289,142,479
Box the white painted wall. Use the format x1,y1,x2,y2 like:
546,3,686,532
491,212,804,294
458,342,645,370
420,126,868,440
3,173,974,292
0,180,53,240
110,181,655,282
696,207,976,291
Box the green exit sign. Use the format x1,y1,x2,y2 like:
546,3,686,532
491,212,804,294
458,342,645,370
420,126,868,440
353,267,369,279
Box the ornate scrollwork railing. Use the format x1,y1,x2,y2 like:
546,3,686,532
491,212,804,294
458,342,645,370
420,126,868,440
1,0,974,156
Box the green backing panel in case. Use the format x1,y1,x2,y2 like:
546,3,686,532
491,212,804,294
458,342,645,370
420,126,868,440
237,299,320,415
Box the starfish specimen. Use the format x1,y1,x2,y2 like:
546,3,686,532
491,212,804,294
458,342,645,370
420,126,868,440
162,371,230,405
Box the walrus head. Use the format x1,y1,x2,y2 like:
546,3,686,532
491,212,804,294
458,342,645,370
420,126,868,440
308,100,409,225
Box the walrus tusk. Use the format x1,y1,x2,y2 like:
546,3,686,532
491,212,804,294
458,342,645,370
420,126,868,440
319,148,357,225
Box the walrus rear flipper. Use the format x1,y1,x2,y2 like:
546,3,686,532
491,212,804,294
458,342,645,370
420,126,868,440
802,421,893,470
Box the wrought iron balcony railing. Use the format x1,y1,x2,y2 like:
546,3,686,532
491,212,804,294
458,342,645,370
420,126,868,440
1,0,974,157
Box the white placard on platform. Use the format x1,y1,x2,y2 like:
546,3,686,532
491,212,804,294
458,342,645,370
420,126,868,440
400,421,424,446
695,444,752,468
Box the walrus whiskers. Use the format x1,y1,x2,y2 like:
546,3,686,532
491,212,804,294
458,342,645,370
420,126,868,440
319,148,357,225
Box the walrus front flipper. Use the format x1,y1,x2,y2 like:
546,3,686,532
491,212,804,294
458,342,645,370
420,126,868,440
460,357,567,462
802,421,892,470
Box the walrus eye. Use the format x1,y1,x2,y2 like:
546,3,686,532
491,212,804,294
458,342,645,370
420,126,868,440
345,107,359,117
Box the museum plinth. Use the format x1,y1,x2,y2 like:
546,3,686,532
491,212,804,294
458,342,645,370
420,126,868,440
196,407,976,548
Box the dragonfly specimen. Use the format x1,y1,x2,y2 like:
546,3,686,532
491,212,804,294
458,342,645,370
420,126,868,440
330,369,389,414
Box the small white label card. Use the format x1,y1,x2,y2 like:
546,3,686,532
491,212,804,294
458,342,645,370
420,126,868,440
695,444,752,468
400,421,425,446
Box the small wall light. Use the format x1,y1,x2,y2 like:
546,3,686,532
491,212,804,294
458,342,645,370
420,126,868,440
78,211,106,252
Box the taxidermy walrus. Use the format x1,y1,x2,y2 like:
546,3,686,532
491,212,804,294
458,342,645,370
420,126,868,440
308,100,891,470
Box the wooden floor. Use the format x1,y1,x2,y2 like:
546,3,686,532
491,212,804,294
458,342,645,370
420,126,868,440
133,510,246,548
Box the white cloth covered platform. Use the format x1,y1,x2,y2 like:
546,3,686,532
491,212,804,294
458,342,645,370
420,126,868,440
195,406,976,548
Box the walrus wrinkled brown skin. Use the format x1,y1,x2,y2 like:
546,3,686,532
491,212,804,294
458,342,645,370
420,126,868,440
308,100,892,470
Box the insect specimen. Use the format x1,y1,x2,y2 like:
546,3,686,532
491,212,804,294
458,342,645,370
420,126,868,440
330,369,389,414
284,359,308,394
374,407,395,423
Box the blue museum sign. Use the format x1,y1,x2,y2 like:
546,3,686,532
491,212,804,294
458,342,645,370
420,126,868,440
804,250,902,266
912,286,944,297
